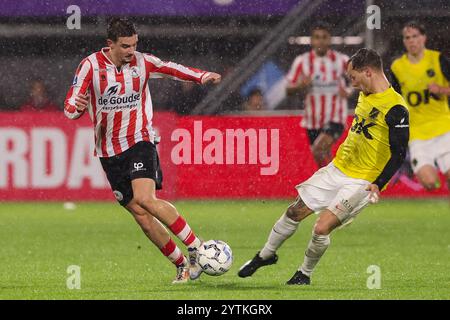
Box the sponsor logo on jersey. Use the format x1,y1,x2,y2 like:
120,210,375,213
98,83,140,107
395,117,409,128
97,93,141,107
369,107,380,120
351,115,376,140
106,84,120,96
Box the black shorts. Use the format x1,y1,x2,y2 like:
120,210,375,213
306,122,344,145
100,141,163,207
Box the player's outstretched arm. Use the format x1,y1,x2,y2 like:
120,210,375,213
371,105,410,198
144,54,220,85
64,59,92,120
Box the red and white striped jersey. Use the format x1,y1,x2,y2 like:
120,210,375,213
64,47,207,157
286,49,349,129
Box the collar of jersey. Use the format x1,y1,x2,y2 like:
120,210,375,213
403,48,430,66
364,86,393,98
101,47,131,72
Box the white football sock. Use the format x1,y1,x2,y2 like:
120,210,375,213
300,232,330,277
259,213,299,260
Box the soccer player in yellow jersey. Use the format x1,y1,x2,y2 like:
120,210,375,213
390,21,450,191
238,49,409,285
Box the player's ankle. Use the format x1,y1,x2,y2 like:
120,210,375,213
258,249,276,260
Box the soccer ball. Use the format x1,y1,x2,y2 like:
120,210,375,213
197,240,233,276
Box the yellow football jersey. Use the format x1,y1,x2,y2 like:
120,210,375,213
333,87,408,183
391,49,450,141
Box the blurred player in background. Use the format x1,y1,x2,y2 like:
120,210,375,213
286,22,352,168
64,18,221,284
390,21,450,193
239,49,409,285
20,78,59,112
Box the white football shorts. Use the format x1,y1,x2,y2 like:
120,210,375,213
409,131,450,174
296,162,373,225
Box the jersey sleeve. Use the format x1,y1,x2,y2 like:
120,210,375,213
439,53,450,81
388,65,402,95
143,54,207,83
64,58,93,119
372,105,409,190
285,55,304,86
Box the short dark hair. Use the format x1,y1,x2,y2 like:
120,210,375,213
311,21,331,35
403,21,426,35
107,18,137,42
348,48,383,71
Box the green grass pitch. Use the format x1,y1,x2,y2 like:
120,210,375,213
0,199,449,300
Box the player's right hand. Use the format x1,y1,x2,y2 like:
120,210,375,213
293,76,312,92
366,184,380,204
75,93,90,111
301,76,313,87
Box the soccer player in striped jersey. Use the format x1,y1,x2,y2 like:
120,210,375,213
286,22,351,168
64,18,221,284
239,49,409,285
390,21,450,193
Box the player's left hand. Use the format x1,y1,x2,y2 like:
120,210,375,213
366,184,380,204
202,72,221,85
428,83,442,95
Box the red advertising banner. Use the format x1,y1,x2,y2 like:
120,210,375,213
0,111,446,201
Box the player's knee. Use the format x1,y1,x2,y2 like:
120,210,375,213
313,223,331,236
133,194,158,211
130,204,147,217
286,201,309,222
421,179,438,191
311,145,324,160
419,171,439,190
286,205,301,221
